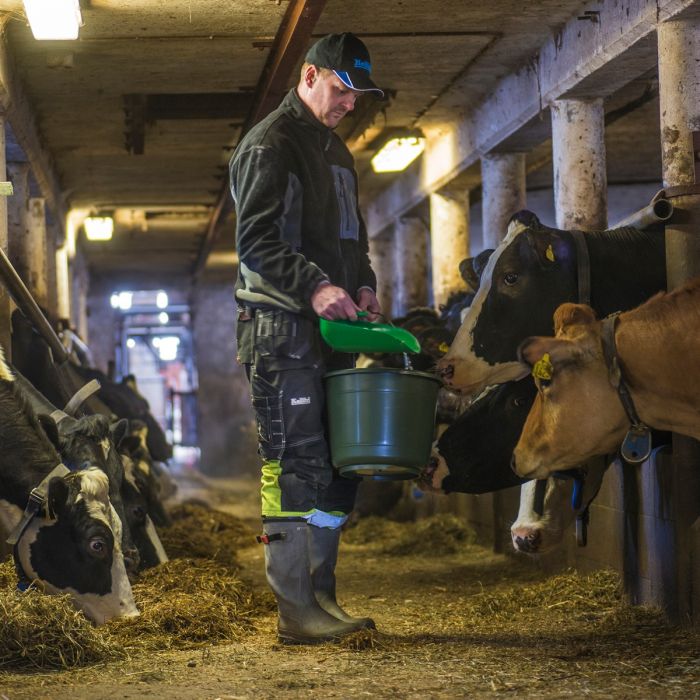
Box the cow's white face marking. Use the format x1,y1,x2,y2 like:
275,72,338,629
441,219,530,393
144,516,169,564
99,437,111,462
0,345,14,382
16,472,138,625
121,455,140,490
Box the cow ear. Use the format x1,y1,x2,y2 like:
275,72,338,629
46,477,69,519
508,210,540,236
110,418,129,448
553,303,597,335
37,414,61,449
118,434,141,456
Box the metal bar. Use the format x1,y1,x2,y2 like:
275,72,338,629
0,247,68,362
613,198,674,230
192,0,327,279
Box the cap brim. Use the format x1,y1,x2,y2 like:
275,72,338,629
333,70,384,98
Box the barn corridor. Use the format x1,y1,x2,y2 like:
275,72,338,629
2,474,698,699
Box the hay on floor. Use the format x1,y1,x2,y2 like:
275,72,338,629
106,557,268,650
0,562,120,670
158,503,255,567
343,512,476,555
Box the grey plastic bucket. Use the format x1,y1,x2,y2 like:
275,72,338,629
324,367,441,480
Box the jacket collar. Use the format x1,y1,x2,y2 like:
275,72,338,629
283,89,332,135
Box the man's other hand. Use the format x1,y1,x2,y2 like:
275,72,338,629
311,282,361,320
357,288,381,322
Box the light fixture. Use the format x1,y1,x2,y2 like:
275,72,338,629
156,291,168,309
84,216,114,241
110,291,132,311
153,336,179,361
23,0,82,41
126,338,136,349
158,311,169,325
371,131,426,173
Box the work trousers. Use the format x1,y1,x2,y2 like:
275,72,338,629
239,308,359,517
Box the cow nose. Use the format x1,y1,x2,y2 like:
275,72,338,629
123,547,141,576
514,532,541,553
438,363,454,382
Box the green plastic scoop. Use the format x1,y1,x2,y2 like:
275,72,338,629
319,312,421,354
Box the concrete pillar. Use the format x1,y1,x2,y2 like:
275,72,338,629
368,229,394,319
657,17,700,625
429,188,470,309
481,153,527,248
393,216,429,317
23,197,49,311
56,245,71,322
191,274,258,477
0,118,11,356
551,99,607,231
7,161,30,286
86,281,118,376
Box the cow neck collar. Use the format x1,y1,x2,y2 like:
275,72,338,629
600,314,652,464
7,462,71,591
569,229,591,305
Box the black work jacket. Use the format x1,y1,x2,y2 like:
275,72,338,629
229,89,376,318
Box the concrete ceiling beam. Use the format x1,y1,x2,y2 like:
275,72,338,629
192,0,327,279
365,0,698,238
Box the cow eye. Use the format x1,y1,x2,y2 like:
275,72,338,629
132,505,146,522
503,272,518,286
535,377,551,391
88,537,108,558
513,396,527,407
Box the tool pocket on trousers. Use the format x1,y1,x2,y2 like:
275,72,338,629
254,309,319,369
251,372,285,460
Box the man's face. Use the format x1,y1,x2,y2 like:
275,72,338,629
306,68,360,128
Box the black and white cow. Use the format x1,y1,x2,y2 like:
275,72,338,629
14,370,167,571
437,211,667,396
0,347,137,623
421,377,535,494
510,460,608,555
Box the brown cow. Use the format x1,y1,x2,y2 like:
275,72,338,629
512,277,700,480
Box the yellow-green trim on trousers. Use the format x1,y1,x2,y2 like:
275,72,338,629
261,460,347,520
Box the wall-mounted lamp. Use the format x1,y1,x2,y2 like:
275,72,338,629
23,0,82,40
84,215,114,241
371,131,426,173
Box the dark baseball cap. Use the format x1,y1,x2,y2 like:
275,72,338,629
305,33,384,97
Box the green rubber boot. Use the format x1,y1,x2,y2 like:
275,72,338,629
309,525,375,629
262,520,367,644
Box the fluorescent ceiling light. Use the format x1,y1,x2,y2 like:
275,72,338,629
110,291,132,311
156,291,169,309
84,216,114,241
23,0,82,40
371,135,426,173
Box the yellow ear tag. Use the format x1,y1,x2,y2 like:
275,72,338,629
545,244,555,262
438,341,450,354
532,353,553,381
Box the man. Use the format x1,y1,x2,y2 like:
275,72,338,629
229,33,383,644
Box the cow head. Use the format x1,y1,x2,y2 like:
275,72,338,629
512,303,627,479
510,459,607,555
419,377,534,494
120,452,169,569
43,414,141,573
15,467,138,625
437,211,578,397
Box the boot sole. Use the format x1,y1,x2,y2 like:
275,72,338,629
278,632,344,645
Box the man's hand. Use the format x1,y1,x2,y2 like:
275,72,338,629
311,281,361,320
357,287,381,322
